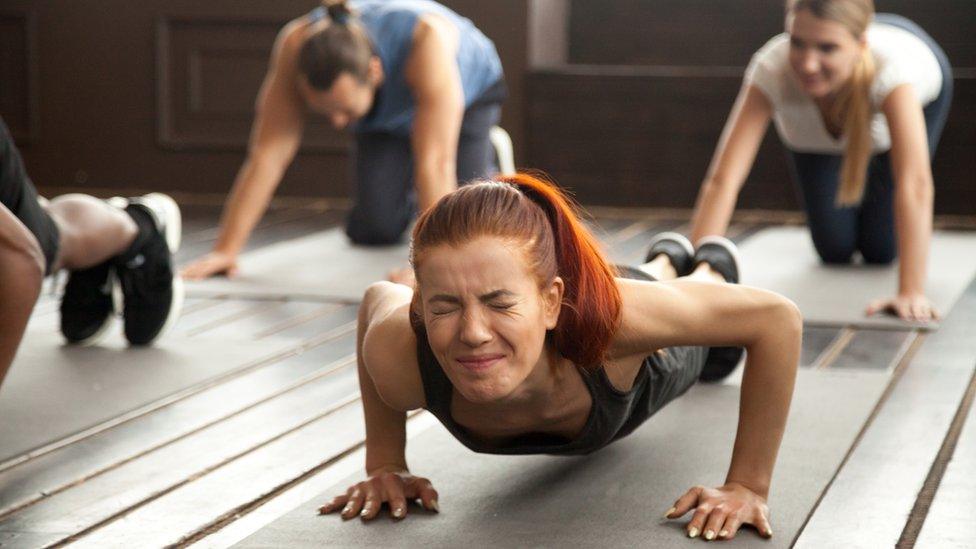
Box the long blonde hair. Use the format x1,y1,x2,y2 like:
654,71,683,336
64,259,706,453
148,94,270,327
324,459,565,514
788,0,876,206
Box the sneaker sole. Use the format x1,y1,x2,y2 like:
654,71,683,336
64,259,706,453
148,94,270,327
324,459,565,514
143,192,182,254
65,312,115,347
695,235,743,283
645,231,694,261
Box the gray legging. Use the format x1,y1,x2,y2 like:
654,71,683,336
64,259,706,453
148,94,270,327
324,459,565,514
787,13,953,264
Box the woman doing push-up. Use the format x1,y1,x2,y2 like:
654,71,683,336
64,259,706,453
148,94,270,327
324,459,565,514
320,173,801,541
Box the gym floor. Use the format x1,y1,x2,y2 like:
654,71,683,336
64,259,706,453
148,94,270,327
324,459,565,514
0,201,974,548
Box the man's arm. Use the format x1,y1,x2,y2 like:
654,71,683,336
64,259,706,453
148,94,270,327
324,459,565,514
405,16,465,213
182,21,307,279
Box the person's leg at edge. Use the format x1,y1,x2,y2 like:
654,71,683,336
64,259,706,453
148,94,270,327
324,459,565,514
0,204,45,388
787,151,860,264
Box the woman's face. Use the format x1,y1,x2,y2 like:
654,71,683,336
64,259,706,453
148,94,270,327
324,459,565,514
787,8,866,99
416,237,563,404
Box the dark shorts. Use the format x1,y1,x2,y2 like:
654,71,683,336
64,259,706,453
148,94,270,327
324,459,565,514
0,118,59,275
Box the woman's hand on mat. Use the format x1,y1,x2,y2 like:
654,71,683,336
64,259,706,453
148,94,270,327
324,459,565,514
180,251,240,280
865,292,940,322
664,482,772,541
318,469,439,521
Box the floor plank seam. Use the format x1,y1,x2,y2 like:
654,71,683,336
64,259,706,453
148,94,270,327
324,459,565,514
896,364,976,548
252,303,346,339
0,356,355,521
812,327,856,369
171,410,426,549
183,301,284,338
790,333,927,546
0,333,341,475
46,395,363,548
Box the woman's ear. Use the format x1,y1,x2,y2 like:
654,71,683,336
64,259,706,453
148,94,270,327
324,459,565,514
543,276,564,330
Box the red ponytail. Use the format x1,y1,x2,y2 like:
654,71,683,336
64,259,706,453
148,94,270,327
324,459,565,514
410,173,621,370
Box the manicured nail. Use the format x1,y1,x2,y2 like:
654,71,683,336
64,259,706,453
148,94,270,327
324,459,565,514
664,506,676,519
705,530,715,540
342,503,353,513
766,528,773,537
393,507,405,518
719,530,729,538
360,506,370,517
688,527,700,538
430,499,440,513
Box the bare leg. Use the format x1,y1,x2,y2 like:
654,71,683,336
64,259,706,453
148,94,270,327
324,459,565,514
686,262,727,285
45,194,137,272
0,204,45,387
637,255,678,281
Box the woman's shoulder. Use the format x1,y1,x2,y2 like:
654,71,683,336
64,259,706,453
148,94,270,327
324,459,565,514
361,287,426,411
745,33,792,104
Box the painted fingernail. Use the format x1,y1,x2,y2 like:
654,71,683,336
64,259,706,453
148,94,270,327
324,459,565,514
719,530,729,538
664,506,676,518
360,506,370,517
705,530,715,540
765,528,773,537
688,527,700,538
393,507,405,518
430,499,440,513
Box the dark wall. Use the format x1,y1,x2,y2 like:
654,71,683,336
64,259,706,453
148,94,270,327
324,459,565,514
540,0,975,213
0,1,527,199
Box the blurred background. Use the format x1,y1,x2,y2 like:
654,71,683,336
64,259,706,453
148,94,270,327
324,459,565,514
2,0,973,214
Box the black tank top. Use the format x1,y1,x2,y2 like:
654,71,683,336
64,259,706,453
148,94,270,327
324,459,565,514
415,335,656,456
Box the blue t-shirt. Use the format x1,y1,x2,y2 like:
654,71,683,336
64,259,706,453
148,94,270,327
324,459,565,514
309,0,504,135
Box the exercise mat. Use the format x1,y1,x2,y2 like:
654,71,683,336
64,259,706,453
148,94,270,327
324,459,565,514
184,229,409,301
736,226,976,329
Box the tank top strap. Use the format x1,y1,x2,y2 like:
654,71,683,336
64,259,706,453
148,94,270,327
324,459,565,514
414,332,454,416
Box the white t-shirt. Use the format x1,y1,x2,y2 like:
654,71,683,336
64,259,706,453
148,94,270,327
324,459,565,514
745,22,943,153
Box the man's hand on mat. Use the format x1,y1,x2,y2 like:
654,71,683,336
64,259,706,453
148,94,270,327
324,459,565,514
865,292,940,322
664,483,772,541
181,251,240,280
318,470,439,521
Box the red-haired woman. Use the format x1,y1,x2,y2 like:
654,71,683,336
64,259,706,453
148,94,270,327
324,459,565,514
320,174,801,541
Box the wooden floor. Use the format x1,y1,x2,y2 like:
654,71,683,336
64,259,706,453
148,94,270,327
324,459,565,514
1,203,974,548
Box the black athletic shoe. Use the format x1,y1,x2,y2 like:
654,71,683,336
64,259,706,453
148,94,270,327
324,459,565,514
60,261,115,345
115,193,183,346
693,235,741,284
694,236,744,382
643,232,695,277
700,346,745,382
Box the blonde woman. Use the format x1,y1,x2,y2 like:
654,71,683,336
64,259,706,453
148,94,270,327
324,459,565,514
690,0,952,321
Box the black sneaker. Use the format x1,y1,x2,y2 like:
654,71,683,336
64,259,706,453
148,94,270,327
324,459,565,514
693,235,741,284
700,346,745,382
643,232,695,276
694,236,744,382
60,261,115,345
114,193,183,346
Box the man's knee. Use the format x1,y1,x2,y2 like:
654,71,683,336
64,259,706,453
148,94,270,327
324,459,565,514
346,215,409,246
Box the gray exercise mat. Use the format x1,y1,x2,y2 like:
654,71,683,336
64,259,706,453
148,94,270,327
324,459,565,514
0,328,296,464
184,229,410,301
737,227,976,329
237,369,888,549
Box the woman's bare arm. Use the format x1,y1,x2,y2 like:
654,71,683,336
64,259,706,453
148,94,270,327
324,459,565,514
614,278,801,539
866,84,936,321
690,84,773,243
